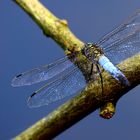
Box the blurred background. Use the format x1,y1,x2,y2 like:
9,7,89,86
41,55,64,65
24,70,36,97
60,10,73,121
0,0,140,139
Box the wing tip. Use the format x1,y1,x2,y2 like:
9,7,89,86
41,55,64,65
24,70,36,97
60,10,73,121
11,75,23,87
11,73,24,87
16,73,23,78
27,92,41,108
27,95,35,108
11,73,33,87
11,77,19,87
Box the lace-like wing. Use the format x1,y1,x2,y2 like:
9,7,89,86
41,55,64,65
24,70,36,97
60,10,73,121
97,10,140,65
11,57,75,86
27,67,87,108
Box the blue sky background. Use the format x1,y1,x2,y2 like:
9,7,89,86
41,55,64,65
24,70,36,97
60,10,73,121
0,0,140,139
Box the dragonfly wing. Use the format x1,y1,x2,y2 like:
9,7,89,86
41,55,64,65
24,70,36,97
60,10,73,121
27,67,87,108
11,56,75,87
97,10,140,65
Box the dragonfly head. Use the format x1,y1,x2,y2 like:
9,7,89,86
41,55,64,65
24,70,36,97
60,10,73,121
81,43,103,63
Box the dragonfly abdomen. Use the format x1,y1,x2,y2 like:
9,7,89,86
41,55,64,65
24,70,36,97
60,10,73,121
98,55,130,86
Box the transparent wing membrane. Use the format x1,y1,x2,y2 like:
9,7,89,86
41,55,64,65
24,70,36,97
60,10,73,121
103,30,140,65
11,57,75,87
11,9,140,108
28,67,86,108
97,10,140,64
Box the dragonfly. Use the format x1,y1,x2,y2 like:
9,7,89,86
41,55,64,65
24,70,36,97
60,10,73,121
12,10,140,108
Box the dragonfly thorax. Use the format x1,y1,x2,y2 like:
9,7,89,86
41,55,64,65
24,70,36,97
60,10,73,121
82,43,104,63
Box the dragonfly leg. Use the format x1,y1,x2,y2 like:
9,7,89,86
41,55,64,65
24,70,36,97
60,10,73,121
89,63,94,76
96,64,104,94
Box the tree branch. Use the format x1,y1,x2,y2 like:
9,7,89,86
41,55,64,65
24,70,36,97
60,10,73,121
14,0,84,51
13,0,140,139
